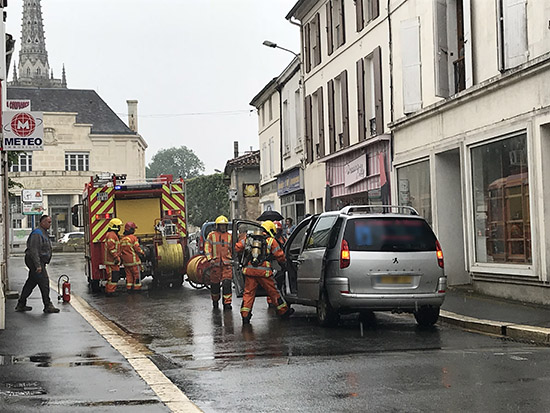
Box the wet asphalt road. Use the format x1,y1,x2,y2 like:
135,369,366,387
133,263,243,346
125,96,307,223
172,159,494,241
44,254,550,412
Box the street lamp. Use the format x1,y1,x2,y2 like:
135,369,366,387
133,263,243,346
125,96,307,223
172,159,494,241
262,40,300,59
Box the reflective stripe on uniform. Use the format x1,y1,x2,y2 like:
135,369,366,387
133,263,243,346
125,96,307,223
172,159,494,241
241,306,251,312
277,302,287,310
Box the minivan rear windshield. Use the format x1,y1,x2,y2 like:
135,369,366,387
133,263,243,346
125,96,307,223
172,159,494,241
344,218,437,252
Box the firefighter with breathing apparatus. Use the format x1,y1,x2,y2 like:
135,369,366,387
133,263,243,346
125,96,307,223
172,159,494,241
205,215,233,310
235,220,294,324
120,221,144,292
104,218,123,296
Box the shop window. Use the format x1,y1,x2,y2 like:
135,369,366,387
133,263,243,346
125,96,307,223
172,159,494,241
472,133,530,264
397,160,432,225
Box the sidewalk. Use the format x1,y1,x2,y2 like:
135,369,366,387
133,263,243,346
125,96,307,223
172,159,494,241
0,258,170,412
441,285,550,344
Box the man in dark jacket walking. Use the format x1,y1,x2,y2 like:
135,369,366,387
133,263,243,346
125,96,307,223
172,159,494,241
15,215,60,313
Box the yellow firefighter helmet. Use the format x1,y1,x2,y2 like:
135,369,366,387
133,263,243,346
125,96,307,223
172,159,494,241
215,215,229,225
261,220,277,238
107,218,123,231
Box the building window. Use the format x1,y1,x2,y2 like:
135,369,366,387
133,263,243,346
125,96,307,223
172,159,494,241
356,0,379,32
327,0,345,55
268,96,273,121
294,88,302,150
357,47,383,139
328,70,349,153
400,17,422,113
472,133,530,264
10,152,32,172
65,152,89,171
283,99,290,156
434,0,473,97
304,13,322,73
397,160,432,225
497,0,528,71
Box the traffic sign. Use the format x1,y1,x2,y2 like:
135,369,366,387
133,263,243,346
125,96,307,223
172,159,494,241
22,189,43,203
2,111,44,151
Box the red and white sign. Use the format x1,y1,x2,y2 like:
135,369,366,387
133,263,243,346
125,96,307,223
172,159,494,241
2,111,44,151
6,99,31,111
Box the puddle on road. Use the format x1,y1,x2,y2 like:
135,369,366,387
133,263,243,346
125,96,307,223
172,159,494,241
0,352,127,372
0,381,47,396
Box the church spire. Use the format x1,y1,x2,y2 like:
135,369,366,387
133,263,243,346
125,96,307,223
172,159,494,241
61,64,67,88
12,61,17,82
11,0,65,88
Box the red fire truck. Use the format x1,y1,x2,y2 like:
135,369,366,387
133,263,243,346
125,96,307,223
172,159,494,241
72,173,189,291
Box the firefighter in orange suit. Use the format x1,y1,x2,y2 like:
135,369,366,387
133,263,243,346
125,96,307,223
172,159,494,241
267,220,287,308
235,220,294,324
205,215,233,310
120,221,144,292
104,218,122,296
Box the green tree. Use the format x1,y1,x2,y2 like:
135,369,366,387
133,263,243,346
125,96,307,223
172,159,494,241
146,146,204,180
186,173,229,227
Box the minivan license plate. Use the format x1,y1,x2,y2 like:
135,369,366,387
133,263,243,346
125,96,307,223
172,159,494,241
379,276,412,284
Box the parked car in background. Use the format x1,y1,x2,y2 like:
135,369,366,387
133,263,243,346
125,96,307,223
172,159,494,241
282,205,447,327
58,232,84,244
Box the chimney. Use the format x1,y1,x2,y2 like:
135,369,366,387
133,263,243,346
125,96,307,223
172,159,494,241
127,100,138,132
233,141,239,158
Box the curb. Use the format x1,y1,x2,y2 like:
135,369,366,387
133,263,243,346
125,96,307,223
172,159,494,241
440,310,550,345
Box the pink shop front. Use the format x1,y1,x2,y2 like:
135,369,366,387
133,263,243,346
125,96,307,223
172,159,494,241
323,138,391,211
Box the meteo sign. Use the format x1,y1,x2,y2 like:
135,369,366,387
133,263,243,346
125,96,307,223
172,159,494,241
2,111,44,151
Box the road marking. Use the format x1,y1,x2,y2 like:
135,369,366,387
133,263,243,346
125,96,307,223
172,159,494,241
49,282,202,413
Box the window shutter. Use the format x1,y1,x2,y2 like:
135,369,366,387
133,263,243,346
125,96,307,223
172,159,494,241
356,58,366,141
315,13,322,66
327,2,334,56
372,47,384,135
372,0,380,20
356,0,364,31
304,23,311,73
400,17,422,113
328,79,336,154
305,95,313,163
338,0,346,47
434,0,449,97
502,0,528,69
340,70,350,147
462,0,473,88
317,86,325,158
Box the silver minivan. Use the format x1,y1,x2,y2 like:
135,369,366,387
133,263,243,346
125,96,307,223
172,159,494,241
281,205,447,327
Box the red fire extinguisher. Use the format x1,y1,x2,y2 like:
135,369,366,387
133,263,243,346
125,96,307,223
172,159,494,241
57,275,71,303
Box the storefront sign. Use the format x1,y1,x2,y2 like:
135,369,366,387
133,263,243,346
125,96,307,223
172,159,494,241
277,168,303,196
3,111,44,151
344,155,367,187
6,100,31,111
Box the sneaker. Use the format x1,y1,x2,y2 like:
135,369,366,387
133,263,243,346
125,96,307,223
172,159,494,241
242,313,252,324
279,307,295,319
223,304,232,311
43,304,60,313
15,303,32,312
212,300,219,309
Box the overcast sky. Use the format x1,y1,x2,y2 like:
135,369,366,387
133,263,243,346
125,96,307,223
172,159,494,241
6,0,300,173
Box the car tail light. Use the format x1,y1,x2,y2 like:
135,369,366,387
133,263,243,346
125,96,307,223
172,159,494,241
340,239,350,269
436,240,444,269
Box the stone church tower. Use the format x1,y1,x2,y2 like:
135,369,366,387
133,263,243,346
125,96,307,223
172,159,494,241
9,0,66,88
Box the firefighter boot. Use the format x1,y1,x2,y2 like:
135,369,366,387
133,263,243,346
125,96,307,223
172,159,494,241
15,302,32,312
242,313,252,325
224,303,232,311
280,307,295,319
212,300,219,310
43,303,60,313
